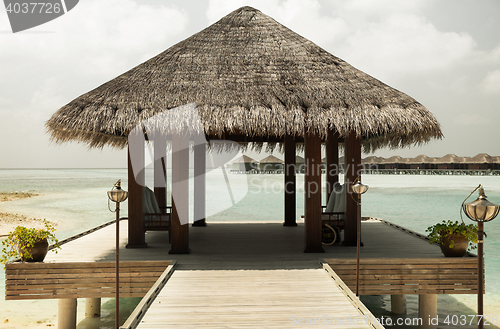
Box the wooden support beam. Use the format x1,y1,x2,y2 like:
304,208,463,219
127,144,147,248
193,142,207,227
284,135,297,227
154,136,167,211
304,131,324,253
326,130,339,204
344,132,361,246
169,134,190,254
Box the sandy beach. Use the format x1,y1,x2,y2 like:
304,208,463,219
0,193,56,237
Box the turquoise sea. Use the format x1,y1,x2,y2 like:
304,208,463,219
0,169,499,327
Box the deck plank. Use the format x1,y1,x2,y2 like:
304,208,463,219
137,269,377,329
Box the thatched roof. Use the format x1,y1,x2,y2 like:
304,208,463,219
381,156,407,164
295,155,305,164
408,154,436,164
231,155,257,164
435,154,465,164
46,6,442,152
260,155,284,164
362,156,385,164
466,153,493,164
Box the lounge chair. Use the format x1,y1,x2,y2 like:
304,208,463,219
143,187,171,241
321,184,345,245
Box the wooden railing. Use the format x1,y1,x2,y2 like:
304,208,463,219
323,258,481,295
5,260,173,300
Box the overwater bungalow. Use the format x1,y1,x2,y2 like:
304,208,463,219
363,153,500,172
229,155,258,172
258,154,284,172
408,155,436,169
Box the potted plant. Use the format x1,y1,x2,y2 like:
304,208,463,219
1,219,60,264
426,220,478,257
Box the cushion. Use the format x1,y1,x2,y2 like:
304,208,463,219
143,187,160,214
147,187,161,213
325,191,336,212
333,184,346,213
143,187,153,214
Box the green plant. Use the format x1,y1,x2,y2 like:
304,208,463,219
1,219,60,264
426,220,478,251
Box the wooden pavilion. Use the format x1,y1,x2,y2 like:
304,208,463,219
46,6,442,254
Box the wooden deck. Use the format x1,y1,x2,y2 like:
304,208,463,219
37,219,446,328
45,219,444,267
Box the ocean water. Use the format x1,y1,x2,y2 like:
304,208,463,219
0,169,499,327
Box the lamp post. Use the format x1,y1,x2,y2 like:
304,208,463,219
108,180,128,329
462,184,499,329
351,178,369,296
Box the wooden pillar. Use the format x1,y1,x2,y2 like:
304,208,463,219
169,133,190,254
127,143,147,248
326,130,339,203
85,298,101,317
284,135,297,227
391,294,406,314
344,132,361,246
304,131,324,253
58,298,77,329
154,136,167,211
419,294,437,329
193,142,206,226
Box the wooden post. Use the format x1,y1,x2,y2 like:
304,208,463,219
419,294,437,329
154,136,167,211
326,130,339,204
85,298,101,317
58,298,77,329
127,144,147,248
304,131,324,253
169,133,190,254
391,295,406,314
284,135,297,227
193,142,206,227
344,132,361,246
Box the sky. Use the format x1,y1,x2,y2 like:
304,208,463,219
0,0,499,168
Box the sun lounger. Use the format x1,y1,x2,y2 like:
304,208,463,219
321,184,345,244
143,187,171,240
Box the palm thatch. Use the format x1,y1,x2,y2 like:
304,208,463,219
467,153,493,164
381,156,408,164
407,154,436,164
46,6,442,152
362,156,385,164
435,154,463,164
231,155,257,164
259,155,284,164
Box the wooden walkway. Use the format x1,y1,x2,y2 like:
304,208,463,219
136,269,378,329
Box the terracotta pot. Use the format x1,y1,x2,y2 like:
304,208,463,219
440,234,468,257
20,239,49,262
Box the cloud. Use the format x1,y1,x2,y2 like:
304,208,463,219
0,0,190,167
0,0,189,88
481,69,500,94
207,0,477,82
342,15,476,79
0,0,189,124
